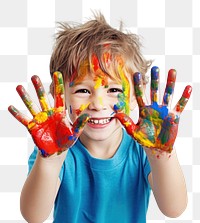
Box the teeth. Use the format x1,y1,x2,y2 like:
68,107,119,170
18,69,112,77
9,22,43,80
88,118,111,124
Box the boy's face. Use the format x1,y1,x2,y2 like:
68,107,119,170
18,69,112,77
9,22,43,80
64,58,136,142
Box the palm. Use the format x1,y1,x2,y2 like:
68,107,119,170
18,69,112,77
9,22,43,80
9,72,89,157
134,104,178,151
115,66,192,152
29,109,66,156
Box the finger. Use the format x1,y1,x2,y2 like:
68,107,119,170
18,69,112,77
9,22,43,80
73,113,90,136
162,69,176,106
8,105,31,127
16,85,40,116
114,113,136,136
57,114,90,148
173,85,192,113
31,75,51,111
53,72,65,108
133,72,145,107
150,66,159,104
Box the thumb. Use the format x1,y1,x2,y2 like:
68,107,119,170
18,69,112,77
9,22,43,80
72,113,90,137
114,113,136,136
57,114,90,148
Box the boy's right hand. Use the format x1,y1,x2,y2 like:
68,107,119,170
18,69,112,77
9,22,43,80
8,72,90,157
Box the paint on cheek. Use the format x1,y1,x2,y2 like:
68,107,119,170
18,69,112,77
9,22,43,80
69,105,73,114
75,103,90,116
114,65,130,115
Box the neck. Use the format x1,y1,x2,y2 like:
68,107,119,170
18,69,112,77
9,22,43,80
79,128,123,159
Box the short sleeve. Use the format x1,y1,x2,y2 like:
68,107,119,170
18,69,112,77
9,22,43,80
139,144,151,188
28,146,65,182
143,153,151,187
28,146,38,175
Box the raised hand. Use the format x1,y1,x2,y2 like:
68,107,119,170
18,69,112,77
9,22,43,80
114,66,192,152
8,72,90,157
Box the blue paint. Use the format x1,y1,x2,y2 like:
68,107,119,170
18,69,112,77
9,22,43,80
151,66,159,80
151,102,168,119
133,72,142,84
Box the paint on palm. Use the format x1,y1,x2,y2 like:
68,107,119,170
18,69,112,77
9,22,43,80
115,66,192,153
8,72,89,157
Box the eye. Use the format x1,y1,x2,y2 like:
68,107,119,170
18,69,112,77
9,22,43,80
108,88,123,93
75,89,90,94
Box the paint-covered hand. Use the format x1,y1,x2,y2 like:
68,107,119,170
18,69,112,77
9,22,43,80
115,66,192,152
8,72,90,157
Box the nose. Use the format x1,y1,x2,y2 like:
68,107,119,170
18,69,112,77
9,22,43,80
88,96,106,111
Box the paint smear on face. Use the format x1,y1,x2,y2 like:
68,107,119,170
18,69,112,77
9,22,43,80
92,54,109,89
69,60,89,87
98,97,103,106
113,61,130,115
75,103,90,116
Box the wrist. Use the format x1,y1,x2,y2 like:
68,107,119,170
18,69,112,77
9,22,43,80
37,149,68,165
144,146,176,161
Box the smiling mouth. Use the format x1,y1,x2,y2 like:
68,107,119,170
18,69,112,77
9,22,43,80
88,117,112,125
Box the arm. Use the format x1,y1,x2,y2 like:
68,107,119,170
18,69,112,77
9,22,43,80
146,148,187,217
20,151,66,223
115,66,192,217
8,72,89,223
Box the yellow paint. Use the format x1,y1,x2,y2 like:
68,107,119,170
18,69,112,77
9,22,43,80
117,64,130,115
28,121,36,130
124,121,132,127
54,107,65,113
98,97,103,106
94,77,102,89
40,97,49,111
134,131,155,148
79,103,90,112
153,94,158,102
34,112,48,124
26,101,37,116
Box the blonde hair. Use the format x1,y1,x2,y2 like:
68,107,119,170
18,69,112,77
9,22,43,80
50,12,152,85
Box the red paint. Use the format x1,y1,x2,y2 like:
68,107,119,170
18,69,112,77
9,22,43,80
92,54,100,71
114,113,136,136
167,69,176,82
182,85,192,99
31,75,40,87
16,85,26,98
55,94,64,108
8,105,29,126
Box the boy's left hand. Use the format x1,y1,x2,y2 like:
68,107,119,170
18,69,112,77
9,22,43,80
114,66,192,152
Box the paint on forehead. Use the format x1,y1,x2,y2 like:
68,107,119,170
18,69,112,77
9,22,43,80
114,64,130,115
69,60,89,87
92,54,109,89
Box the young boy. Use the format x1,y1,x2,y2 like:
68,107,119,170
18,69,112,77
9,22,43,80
8,13,192,223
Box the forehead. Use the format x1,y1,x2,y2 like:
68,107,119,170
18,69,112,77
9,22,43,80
70,53,133,85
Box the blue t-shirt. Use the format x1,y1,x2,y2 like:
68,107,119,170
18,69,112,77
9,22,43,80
28,130,151,223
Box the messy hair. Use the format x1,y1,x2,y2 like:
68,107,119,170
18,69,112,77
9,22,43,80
50,12,152,85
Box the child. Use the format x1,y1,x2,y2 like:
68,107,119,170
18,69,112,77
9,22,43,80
8,13,192,223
